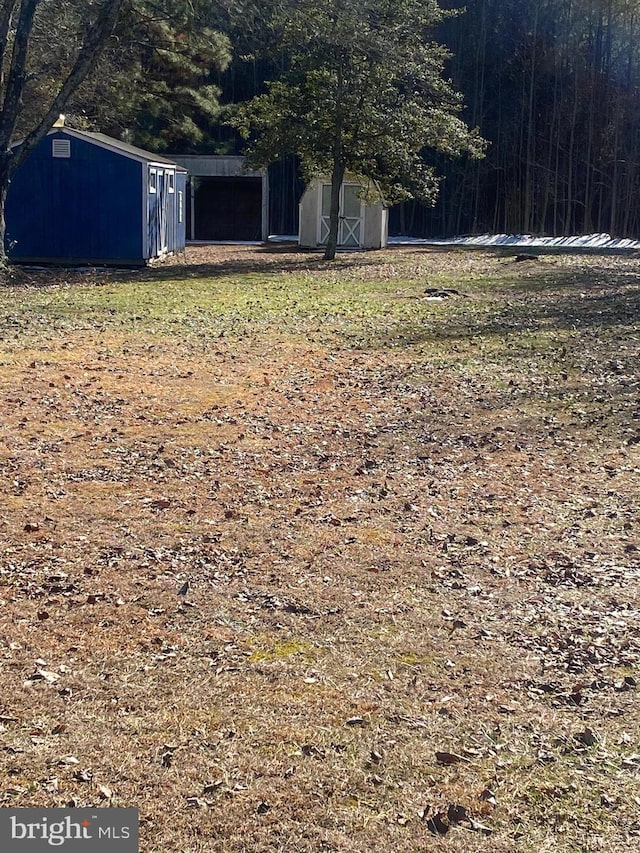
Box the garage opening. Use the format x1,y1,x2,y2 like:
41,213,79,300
169,156,269,243
189,176,263,241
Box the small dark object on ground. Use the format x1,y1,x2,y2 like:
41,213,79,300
513,253,540,262
423,287,462,298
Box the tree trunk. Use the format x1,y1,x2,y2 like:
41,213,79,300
523,3,539,233
0,0,20,93
8,0,126,176
324,158,345,261
0,156,9,269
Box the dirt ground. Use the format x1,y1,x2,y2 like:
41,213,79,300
0,244,639,852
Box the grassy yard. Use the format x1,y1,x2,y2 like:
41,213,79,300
0,245,639,852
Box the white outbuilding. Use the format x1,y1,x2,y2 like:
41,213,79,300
298,177,388,250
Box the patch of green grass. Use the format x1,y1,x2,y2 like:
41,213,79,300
247,638,316,662
0,257,496,347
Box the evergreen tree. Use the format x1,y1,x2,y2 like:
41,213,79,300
229,0,485,259
16,0,231,153
72,0,231,152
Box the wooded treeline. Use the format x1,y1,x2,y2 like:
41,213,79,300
7,0,640,239
420,0,640,238
213,0,640,238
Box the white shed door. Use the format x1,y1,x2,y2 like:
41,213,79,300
319,183,362,246
158,170,168,252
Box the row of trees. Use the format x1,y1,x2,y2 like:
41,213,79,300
3,0,640,259
213,0,640,241
416,0,640,237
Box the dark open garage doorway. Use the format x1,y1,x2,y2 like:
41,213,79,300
170,156,269,243
189,176,263,241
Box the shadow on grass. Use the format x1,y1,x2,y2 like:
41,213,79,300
1,243,394,289
367,266,640,349
137,243,392,282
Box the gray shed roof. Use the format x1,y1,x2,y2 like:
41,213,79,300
169,155,263,178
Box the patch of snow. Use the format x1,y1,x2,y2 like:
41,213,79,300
389,233,640,252
266,233,640,252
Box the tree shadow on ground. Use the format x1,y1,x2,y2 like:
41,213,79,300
1,243,391,289
137,243,390,282
370,265,640,349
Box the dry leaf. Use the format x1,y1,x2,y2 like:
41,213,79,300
447,804,469,824
435,750,470,765
575,728,598,747
29,668,60,684
72,768,93,782
470,818,493,834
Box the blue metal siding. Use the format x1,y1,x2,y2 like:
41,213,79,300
6,133,144,264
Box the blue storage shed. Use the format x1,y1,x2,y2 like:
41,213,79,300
5,125,187,265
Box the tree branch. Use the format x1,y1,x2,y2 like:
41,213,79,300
0,0,20,77
0,0,40,149
8,0,126,176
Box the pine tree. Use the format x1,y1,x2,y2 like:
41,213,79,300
72,0,231,152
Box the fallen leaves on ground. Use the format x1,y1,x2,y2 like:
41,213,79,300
0,245,639,852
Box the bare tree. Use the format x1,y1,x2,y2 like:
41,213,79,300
0,0,125,266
